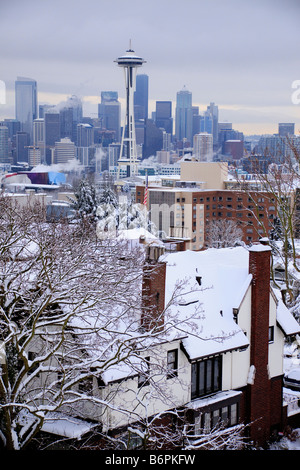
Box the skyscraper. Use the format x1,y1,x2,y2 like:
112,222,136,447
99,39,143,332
155,101,173,135
44,112,60,165
3,119,20,140
98,92,121,143
0,126,9,164
115,45,146,177
59,107,73,140
53,138,76,164
77,123,94,166
175,87,193,144
278,123,295,137
134,74,149,121
28,146,41,167
59,95,83,144
33,118,45,163
15,77,37,143
200,112,213,135
193,132,213,161
206,102,219,149
16,132,29,163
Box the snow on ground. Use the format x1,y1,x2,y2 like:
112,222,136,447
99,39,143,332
269,429,300,450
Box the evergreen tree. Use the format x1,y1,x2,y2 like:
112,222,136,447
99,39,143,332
71,178,99,222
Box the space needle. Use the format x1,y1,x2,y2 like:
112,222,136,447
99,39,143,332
115,42,146,178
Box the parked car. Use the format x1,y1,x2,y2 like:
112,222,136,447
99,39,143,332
283,368,300,391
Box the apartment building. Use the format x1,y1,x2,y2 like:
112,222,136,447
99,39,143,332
135,161,277,250
136,184,276,250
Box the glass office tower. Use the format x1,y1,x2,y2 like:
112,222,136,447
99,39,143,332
175,87,193,144
15,77,37,143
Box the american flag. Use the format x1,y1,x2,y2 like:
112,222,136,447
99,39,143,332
143,172,148,206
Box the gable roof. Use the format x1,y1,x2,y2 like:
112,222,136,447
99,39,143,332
273,289,300,336
163,247,251,360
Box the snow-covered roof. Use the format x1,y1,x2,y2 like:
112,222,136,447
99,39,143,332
41,412,98,439
163,246,300,359
186,390,242,410
100,245,300,383
273,289,300,336
116,227,164,250
163,247,251,359
117,227,161,243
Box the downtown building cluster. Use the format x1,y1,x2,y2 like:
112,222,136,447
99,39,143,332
0,63,299,249
0,73,299,174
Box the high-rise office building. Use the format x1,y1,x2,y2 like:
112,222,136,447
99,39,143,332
59,95,83,145
39,104,55,118
44,112,60,165
0,126,9,163
59,107,73,141
134,74,149,120
206,102,219,149
193,132,213,161
98,92,121,143
33,118,44,144
33,118,45,162
155,101,173,135
77,123,93,147
200,112,213,135
15,77,37,143
16,131,29,163
28,147,41,167
77,123,94,166
192,106,201,138
3,119,20,140
1,119,20,164
278,123,295,137
175,87,193,144
53,138,76,164
108,143,122,169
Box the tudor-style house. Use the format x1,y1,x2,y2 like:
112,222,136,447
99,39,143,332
86,241,300,448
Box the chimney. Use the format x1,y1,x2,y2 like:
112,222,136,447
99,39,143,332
248,243,272,446
141,245,166,332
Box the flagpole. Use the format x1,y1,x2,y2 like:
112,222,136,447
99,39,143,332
143,170,148,206
143,170,150,231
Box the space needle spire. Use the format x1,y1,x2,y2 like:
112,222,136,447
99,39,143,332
115,43,146,178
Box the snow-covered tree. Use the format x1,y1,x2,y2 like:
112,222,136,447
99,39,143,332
0,196,203,450
96,191,153,238
0,195,153,450
98,187,118,208
70,177,99,222
205,219,243,249
0,195,252,451
78,408,248,451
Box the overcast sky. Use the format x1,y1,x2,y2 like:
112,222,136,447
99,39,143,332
1,0,299,135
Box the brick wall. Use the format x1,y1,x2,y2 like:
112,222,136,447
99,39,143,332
141,261,166,332
248,245,273,446
198,190,277,245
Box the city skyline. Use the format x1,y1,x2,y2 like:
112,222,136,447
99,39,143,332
0,0,299,135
